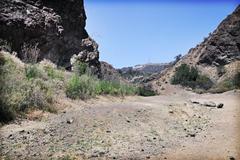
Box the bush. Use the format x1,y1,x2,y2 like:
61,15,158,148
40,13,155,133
73,61,88,76
25,65,42,80
0,55,54,123
209,79,234,93
66,74,139,100
171,64,213,90
138,87,156,97
65,74,97,100
96,80,138,96
44,65,64,80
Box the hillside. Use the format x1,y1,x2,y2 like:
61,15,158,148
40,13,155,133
149,5,240,93
119,63,170,83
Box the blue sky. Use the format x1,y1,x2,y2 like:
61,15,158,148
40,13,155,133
85,0,239,68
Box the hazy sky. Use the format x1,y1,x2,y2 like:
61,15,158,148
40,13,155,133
85,0,239,68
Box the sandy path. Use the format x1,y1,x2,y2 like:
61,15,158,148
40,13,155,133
0,90,239,160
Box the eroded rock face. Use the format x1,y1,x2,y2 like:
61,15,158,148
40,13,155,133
196,6,240,66
0,0,101,74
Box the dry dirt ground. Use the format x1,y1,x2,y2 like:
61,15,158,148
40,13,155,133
0,88,240,160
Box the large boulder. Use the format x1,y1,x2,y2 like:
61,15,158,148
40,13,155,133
0,0,101,75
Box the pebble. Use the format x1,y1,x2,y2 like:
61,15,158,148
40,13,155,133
229,156,235,160
217,103,224,108
67,118,74,124
169,110,174,114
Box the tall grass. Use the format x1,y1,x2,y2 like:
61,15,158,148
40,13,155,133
65,74,140,100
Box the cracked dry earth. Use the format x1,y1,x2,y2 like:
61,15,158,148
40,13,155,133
0,90,240,160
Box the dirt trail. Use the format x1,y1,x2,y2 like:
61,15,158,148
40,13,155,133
1,89,240,160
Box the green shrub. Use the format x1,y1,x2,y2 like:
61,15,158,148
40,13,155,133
209,79,234,93
171,64,213,90
25,65,41,80
73,61,88,76
195,75,214,90
0,56,54,123
44,65,64,80
66,74,97,100
66,74,139,99
138,87,156,97
96,80,138,96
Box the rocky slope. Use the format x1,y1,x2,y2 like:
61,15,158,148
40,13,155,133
0,0,101,75
119,63,170,83
150,5,240,93
100,61,126,82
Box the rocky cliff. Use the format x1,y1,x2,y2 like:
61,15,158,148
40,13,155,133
149,5,240,93
191,5,240,66
0,0,101,75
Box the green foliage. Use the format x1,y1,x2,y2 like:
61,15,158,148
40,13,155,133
138,87,156,97
25,65,41,80
171,64,213,90
209,79,235,93
44,65,64,80
66,74,139,100
209,72,240,93
65,74,97,100
73,61,88,76
0,56,54,123
96,80,138,96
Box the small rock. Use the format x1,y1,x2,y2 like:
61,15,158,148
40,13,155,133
203,101,216,107
188,133,196,137
191,100,200,104
67,118,74,124
229,156,235,160
169,110,174,114
126,120,131,123
106,130,111,133
19,129,25,133
146,156,151,159
217,103,224,108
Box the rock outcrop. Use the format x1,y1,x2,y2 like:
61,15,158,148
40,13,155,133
100,61,126,82
192,5,240,66
0,0,101,75
149,5,240,93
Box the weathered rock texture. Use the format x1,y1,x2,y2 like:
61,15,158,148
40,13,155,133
0,0,100,74
193,5,240,66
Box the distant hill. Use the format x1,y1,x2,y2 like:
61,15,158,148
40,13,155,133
118,63,171,83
